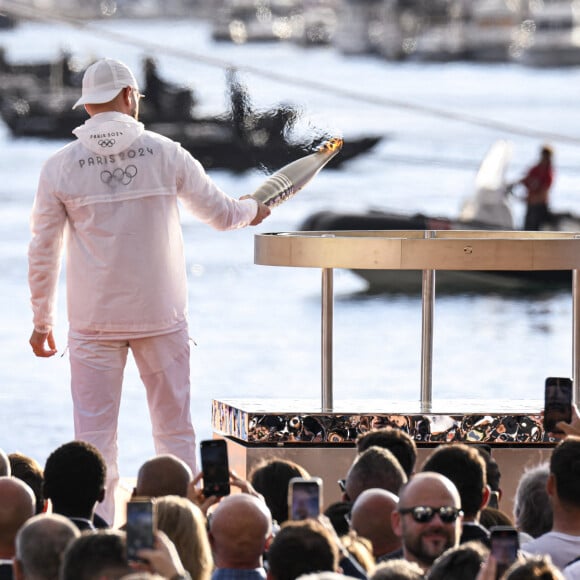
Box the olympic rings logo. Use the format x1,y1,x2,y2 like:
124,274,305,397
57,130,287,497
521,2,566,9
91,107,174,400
98,139,116,148
100,165,138,186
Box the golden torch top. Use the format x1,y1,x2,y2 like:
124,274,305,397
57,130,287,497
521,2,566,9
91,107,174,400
319,137,343,154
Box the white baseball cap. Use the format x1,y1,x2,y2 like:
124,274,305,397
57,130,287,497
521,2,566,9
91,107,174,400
73,58,139,109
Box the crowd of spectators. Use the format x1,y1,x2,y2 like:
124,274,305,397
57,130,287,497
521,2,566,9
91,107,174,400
3,407,580,580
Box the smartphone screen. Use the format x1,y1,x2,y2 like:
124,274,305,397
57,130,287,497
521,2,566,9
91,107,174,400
490,526,519,579
544,377,573,433
200,439,230,497
288,477,322,521
126,499,155,561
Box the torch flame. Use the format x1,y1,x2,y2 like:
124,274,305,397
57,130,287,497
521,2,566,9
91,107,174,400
318,137,343,153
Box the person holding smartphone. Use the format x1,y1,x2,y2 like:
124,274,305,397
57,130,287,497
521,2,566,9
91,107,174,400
555,403,580,437
288,478,322,521
520,437,580,569
544,377,573,436
489,526,519,579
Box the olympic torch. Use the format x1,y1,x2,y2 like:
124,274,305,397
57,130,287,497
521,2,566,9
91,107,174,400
251,138,343,207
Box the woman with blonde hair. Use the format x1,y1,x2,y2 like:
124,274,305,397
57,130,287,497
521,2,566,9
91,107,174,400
154,495,213,580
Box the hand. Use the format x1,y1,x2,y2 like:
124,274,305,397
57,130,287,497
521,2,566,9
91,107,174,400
29,329,57,357
250,202,271,226
229,470,264,500
240,195,271,226
187,472,220,515
476,554,497,580
556,404,580,437
135,530,186,579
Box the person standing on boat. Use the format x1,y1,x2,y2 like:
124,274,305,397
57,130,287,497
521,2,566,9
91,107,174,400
143,56,168,116
27,58,271,526
513,145,554,231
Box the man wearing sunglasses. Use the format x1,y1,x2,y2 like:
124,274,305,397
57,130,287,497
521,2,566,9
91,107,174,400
421,443,491,547
391,472,463,573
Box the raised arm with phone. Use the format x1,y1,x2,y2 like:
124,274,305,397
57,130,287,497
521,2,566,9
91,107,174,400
556,403,580,437
544,377,573,435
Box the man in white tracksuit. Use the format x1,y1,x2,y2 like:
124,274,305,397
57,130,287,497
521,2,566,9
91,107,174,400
28,58,270,524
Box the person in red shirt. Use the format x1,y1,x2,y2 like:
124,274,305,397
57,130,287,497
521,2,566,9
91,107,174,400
516,145,554,230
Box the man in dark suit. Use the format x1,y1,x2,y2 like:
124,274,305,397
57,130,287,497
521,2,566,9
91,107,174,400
43,440,107,532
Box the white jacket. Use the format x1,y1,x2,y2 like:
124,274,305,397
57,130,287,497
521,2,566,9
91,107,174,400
29,111,258,337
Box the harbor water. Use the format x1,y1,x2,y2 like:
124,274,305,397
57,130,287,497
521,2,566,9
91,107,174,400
1,16,580,476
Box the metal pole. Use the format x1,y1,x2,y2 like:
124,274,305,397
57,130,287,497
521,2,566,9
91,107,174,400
574,269,580,404
420,231,436,412
321,267,334,412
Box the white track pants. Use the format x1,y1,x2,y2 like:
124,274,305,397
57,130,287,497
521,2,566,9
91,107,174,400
68,327,197,525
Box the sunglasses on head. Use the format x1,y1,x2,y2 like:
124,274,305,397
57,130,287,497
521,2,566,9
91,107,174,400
398,505,463,524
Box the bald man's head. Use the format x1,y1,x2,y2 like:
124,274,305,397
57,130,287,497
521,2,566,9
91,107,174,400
350,488,400,558
398,472,461,507
15,513,80,580
209,494,272,569
392,472,462,572
135,455,192,498
0,477,35,556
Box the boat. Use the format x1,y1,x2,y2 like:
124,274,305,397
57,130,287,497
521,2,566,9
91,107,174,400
0,50,83,88
0,84,196,139
408,0,527,63
513,0,580,67
211,0,302,43
0,65,382,173
294,0,338,46
371,0,418,61
0,51,84,112
300,140,580,293
463,0,527,62
150,120,381,172
410,0,470,62
0,12,17,29
333,0,385,56
0,55,197,138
